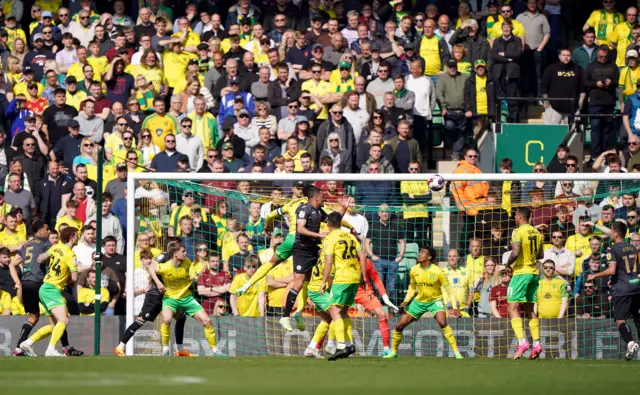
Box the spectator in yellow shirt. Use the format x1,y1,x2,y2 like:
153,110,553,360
230,255,266,316
536,260,569,319
0,212,26,255
55,200,82,235
283,137,308,172
77,270,110,316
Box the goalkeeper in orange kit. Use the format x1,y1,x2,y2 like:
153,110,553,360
355,259,399,356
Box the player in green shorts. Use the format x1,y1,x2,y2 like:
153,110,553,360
150,240,224,357
303,256,336,358
384,246,463,359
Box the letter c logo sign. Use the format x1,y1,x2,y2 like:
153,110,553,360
525,140,544,166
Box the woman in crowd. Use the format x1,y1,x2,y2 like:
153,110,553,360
522,162,555,202
137,128,160,169
320,132,351,173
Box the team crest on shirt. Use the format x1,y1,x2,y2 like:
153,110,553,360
607,253,612,261
156,128,163,136
299,211,306,218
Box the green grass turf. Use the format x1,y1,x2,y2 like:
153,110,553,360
1,357,639,395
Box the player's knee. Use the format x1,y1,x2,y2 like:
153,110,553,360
375,310,387,320
59,316,69,326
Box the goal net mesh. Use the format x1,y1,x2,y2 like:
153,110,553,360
128,174,636,359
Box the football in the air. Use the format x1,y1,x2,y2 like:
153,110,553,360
428,174,445,191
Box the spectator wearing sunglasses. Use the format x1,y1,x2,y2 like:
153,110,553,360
536,260,569,319
576,280,612,318
543,231,576,283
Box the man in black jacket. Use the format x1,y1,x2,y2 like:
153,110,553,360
541,48,586,125
584,45,619,160
491,21,522,123
34,161,72,229
267,63,301,119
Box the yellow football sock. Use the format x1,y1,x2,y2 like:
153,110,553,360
49,322,67,347
204,324,217,348
295,281,309,311
442,325,459,353
511,318,525,340
529,318,540,341
160,323,171,346
329,321,336,340
391,330,403,354
29,325,53,343
344,317,353,342
334,318,346,343
312,321,330,343
249,262,273,287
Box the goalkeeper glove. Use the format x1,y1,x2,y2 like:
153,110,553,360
382,294,399,314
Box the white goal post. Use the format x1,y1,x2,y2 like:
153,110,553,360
125,171,639,357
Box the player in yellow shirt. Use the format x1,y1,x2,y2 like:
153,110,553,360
0,211,27,254
151,240,223,356
77,269,110,316
18,228,79,357
230,255,267,316
585,2,625,45
141,99,179,151
504,207,544,359
384,246,463,359
536,260,569,319
321,212,367,361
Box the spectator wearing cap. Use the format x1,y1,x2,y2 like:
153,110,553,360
343,91,371,143
13,67,44,99
541,48,585,125
74,99,105,144
4,15,26,51
450,18,490,68
150,134,187,173
175,117,205,171
294,117,317,163
221,142,244,173
64,76,88,111
300,44,333,80
268,63,301,119
464,60,496,137
50,120,83,171
491,21,523,124
216,117,247,161
219,75,256,125
4,96,33,141
4,172,35,232
11,115,48,157
620,50,640,106
234,108,260,152
437,58,469,160
104,161,128,201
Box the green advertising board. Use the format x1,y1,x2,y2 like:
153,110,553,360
496,124,568,173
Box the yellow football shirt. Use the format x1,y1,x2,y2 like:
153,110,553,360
267,258,293,308
609,21,634,67
44,244,78,290
324,229,362,285
134,247,161,270
465,254,484,302
268,197,307,234
400,181,430,219
157,258,194,299
565,233,592,275
87,56,109,78
141,113,179,151
586,9,624,45
13,82,44,98
77,287,110,316
419,35,442,76
0,228,26,252
300,79,334,120
162,52,190,88
67,62,88,82
619,65,640,98
475,75,488,114
443,267,468,308
171,31,201,59
133,65,165,94
407,263,450,304
66,90,88,111
536,276,568,318
0,290,11,314
55,216,82,235
511,224,543,276
230,272,266,316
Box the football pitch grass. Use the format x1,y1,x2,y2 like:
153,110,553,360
1,357,639,394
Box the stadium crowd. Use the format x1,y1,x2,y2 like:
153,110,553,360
0,0,637,321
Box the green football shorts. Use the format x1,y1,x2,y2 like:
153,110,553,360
275,233,295,261
308,290,332,312
507,274,539,303
405,299,445,319
162,294,204,316
329,283,359,307
39,283,66,315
